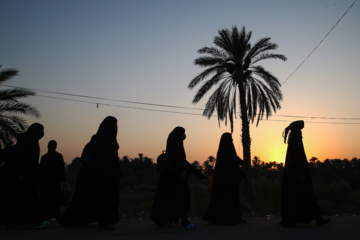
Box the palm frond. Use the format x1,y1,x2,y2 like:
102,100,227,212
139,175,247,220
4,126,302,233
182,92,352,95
188,66,219,89
198,46,227,58
246,79,257,121
0,88,36,100
251,53,287,65
254,84,271,125
249,78,282,125
202,78,237,132
192,71,227,103
252,65,282,99
214,28,234,56
194,56,225,67
0,115,27,132
0,101,41,118
248,38,271,56
203,87,221,118
0,115,27,148
0,68,19,83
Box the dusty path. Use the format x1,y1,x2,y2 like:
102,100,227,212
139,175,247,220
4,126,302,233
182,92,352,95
1,215,359,240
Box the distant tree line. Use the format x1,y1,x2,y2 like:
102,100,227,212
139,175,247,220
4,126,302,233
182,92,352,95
249,156,360,189
66,155,360,190
65,155,360,216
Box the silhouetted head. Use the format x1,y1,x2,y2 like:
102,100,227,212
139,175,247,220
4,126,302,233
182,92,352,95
48,140,57,152
27,123,44,140
283,120,304,143
217,132,236,159
167,126,186,143
219,132,233,146
97,116,118,140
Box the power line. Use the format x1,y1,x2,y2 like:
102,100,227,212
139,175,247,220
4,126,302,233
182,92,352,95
275,114,360,121
2,84,203,111
36,94,204,116
35,94,360,125
282,0,357,85
261,118,359,125
2,85,359,124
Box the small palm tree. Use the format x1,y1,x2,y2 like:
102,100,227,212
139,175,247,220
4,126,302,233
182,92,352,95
188,26,287,182
0,65,40,148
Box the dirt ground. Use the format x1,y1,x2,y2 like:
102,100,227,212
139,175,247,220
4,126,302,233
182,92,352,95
1,215,359,240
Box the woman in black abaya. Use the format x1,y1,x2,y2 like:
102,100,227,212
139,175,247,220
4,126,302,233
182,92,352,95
8,123,48,228
280,120,330,227
61,116,122,230
151,126,200,229
203,133,246,225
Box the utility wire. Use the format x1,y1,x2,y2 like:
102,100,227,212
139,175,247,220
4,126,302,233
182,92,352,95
2,84,203,111
2,85,359,122
2,84,359,123
282,0,357,85
275,114,360,121
35,94,360,125
36,94,204,116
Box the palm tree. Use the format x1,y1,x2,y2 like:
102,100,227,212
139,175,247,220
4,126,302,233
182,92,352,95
188,26,286,183
0,65,40,148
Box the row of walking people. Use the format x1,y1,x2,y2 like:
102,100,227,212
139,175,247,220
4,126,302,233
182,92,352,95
151,121,330,228
0,116,330,230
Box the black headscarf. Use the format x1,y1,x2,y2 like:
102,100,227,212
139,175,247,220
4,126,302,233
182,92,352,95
81,116,119,167
26,123,44,141
167,127,186,143
95,116,118,143
213,133,243,185
282,120,307,175
283,120,304,144
166,126,186,173
216,133,238,162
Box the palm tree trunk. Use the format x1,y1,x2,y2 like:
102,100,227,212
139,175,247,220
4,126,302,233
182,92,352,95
238,81,253,194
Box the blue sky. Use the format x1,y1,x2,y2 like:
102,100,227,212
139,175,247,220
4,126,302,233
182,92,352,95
1,0,359,164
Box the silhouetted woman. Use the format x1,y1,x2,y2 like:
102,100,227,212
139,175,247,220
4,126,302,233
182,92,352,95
280,120,330,227
151,126,199,229
39,140,67,222
61,116,122,230
203,133,246,225
8,123,49,228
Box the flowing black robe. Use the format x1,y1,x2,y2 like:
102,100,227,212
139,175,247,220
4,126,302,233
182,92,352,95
6,123,44,225
151,127,192,227
281,127,321,227
203,133,244,225
61,117,122,227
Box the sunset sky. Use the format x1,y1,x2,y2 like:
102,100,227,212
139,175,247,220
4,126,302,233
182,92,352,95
1,0,359,164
